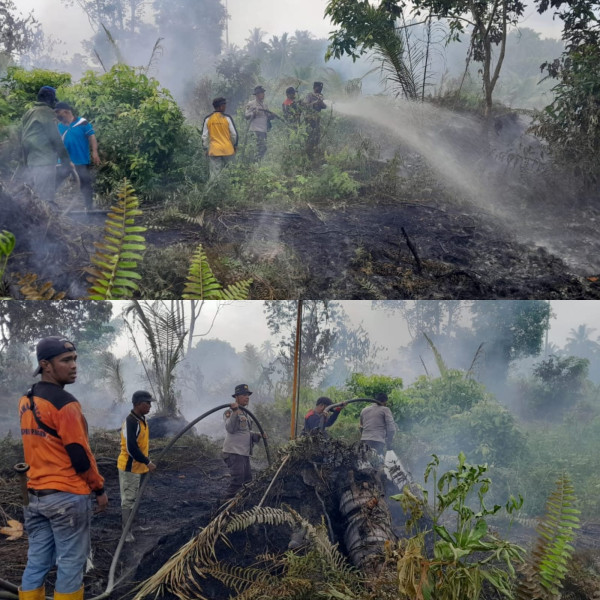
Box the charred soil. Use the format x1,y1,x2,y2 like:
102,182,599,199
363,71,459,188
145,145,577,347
1,176,599,299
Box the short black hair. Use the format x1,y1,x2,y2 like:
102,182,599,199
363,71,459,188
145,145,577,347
55,101,73,111
285,86,296,95
375,392,388,403
316,396,333,407
212,97,227,109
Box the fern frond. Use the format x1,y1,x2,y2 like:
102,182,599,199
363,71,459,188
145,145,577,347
516,474,580,600
183,244,252,300
86,180,146,299
16,273,65,300
423,331,447,377
0,230,16,281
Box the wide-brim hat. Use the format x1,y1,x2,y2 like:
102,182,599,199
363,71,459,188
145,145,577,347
232,384,253,397
33,336,76,376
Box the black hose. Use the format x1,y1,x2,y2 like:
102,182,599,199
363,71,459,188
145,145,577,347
0,579,18,595
318,398,379,431
96,403,271,600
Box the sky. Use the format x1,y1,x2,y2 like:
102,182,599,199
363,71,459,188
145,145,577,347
112,300,600,357
18,0,564,62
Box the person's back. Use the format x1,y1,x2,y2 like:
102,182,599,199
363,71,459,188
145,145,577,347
359,393,396,455
21,103,66,166
203,111,237,157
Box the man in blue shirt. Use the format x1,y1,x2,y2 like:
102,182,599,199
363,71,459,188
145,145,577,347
55,102,100,211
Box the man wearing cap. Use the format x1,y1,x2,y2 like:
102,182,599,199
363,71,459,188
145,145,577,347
303,397,347,434
222,384,265,497
21,86,73,205
18,336,108,600
244,86,273,160
117,390,156,542
359,392,397,456
202,97,238,181
302,81,327,159
55,102,100,211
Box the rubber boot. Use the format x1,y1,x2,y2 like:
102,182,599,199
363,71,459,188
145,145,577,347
121,508,135,543
18,586,45,600
54,588,84,600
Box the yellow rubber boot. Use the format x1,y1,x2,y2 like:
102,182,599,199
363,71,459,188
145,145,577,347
18,587,45,600
54,588,84,600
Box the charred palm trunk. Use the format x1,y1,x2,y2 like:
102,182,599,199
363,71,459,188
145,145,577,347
337,451,398,575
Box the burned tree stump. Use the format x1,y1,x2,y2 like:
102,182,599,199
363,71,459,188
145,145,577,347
133,435,422,600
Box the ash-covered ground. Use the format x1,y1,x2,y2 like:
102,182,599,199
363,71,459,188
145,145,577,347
2,179,599,300
1,433,600,600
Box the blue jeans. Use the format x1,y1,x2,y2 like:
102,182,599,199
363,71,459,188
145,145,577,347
22,492,92,593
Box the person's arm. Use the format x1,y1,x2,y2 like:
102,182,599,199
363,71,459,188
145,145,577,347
124,416,150,465
201,116,210,151
244,101,256,120
227,115,238,148
57,403,105,494
47,117,71,164
88,134,100,165
384,407,397,448
225,404,241,433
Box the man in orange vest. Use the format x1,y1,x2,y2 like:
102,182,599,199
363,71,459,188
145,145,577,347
18,336,108,600
202,97,238,180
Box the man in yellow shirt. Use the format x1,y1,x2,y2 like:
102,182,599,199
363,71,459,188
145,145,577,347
117,391,156,542
202,97,238,180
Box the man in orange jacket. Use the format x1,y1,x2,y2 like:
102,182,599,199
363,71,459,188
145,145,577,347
202,97,238,180
18,336,108,600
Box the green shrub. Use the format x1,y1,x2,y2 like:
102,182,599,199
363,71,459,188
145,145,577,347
1,66,72,119
62,65,185,195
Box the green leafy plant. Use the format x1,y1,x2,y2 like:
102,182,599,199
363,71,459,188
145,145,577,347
516,474,580,600
391,453,525,600
0,230,16,284
63,64,186,194
86,180,146,299
182,244,252,300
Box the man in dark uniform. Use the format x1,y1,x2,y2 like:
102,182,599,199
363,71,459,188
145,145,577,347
21,87,73,206
117,390,156,542
222,384,265,498
18,336,108,600
302,81,327,159
303,396,346,434
282,87,301,124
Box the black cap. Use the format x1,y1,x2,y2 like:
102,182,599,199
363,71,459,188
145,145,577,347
33,336,76,376
313,81,323,88
316,396,333,407
132,390,154,405
253,85,266,95
55,101,73,111
232,384,253,398
285,86,296,95
37,86,57,106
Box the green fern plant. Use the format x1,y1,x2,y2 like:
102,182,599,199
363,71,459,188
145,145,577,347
516,474,580,600
0,230,16,283
182,244,252,299
86,180,146,299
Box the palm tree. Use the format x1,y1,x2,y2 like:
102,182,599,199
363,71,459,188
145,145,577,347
266,32,295,78
245,27,269,61
565,324,600,359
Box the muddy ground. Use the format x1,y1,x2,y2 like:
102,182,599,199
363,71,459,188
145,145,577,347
1,167,599,299
1,433,600,600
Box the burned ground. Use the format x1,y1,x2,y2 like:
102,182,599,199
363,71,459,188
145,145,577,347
2,178,599,300
1,433,600,600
